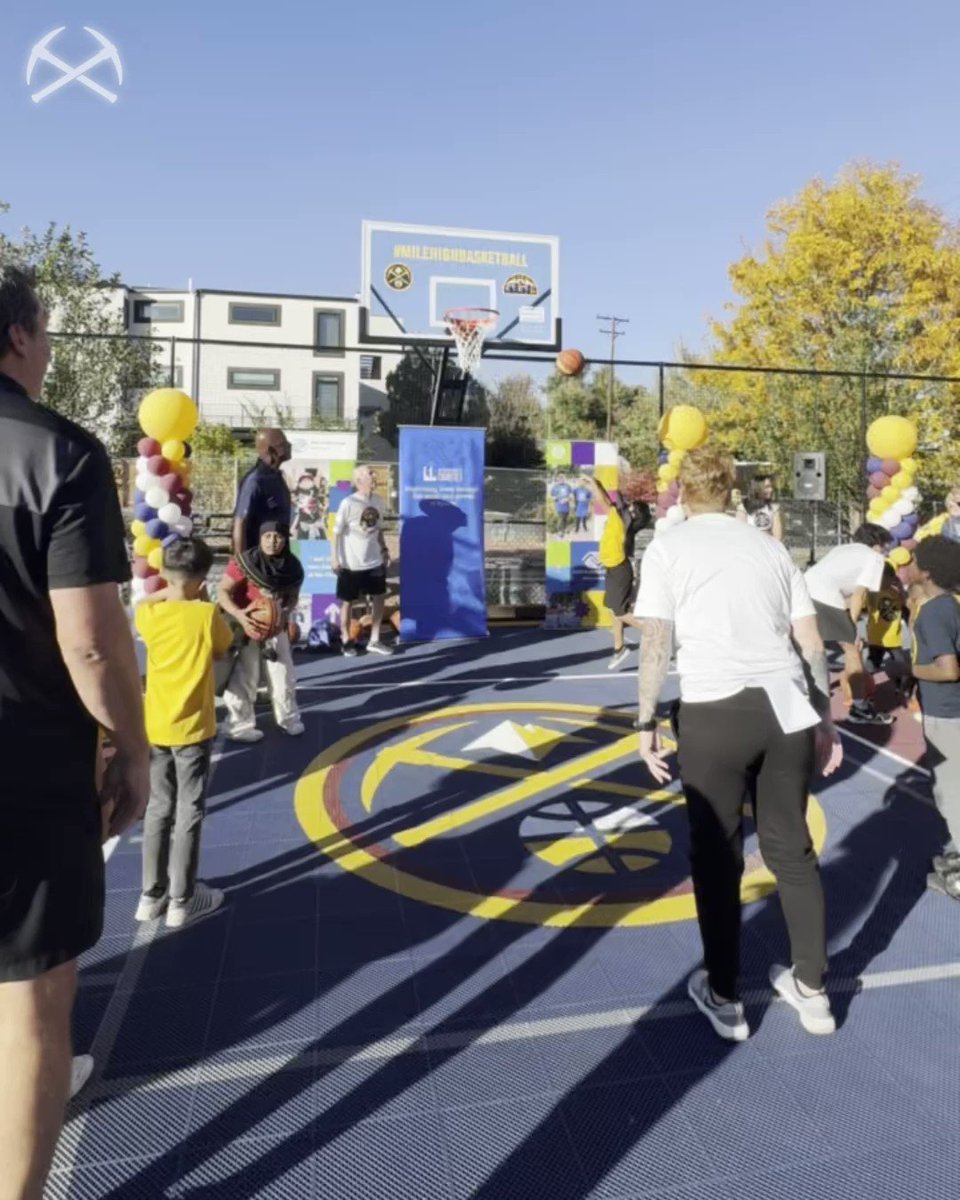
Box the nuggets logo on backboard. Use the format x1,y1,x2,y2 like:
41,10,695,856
361,221,560,350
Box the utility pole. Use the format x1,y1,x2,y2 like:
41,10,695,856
597,314,629,440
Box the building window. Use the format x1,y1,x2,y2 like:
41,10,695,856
312,372,343,421
360,354,382,381
154,364,184,388
227,367,281,390
133,299,184,323
314,309,345,356
228,302,282,326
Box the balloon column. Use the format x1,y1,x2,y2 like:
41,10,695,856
654,405,708,532
864,415,921,556
129,388,199,605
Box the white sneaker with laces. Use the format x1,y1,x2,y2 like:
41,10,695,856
282,719,305,736
70,1054,94,1100
769,964,836,1034
687,969,750,1042
134,891,169,922
366,640,395,656
166,882,225,930
608,646,631,671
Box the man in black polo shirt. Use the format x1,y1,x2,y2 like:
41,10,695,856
232,427,293,553
0,265,149,1196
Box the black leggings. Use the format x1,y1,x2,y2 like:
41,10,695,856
676,688,826,998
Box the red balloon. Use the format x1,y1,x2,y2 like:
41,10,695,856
868,471,890,489
866,485,881,500
137,437,161,458
881,458,900,476
146,455,169,476
143,575,167,595
902,538,918,551
159,473,182,495
176,489,193,506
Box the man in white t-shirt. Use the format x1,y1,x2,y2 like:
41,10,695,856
633,448,842,1043
804,524,892,726
332,466,393,656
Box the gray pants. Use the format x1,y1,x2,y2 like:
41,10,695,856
923,715,960,853
143,740,213,902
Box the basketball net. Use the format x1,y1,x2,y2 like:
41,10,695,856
444,307,499,377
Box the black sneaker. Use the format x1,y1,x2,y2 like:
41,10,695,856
342,641,359,657
847,703,894,726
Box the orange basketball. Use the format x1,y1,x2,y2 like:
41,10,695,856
556,348,585,377
245,597,285,641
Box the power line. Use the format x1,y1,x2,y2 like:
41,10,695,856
597,314,629,440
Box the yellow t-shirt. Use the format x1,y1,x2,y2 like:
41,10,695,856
135,600,234,747
599,508,626,569
866,589,903,649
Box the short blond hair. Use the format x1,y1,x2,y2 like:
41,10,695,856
679,447,736,511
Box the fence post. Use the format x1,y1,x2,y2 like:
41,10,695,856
658,363,665,417
859,370,868,523
170,336,177,387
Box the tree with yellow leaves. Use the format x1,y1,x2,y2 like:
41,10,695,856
702,162,960,507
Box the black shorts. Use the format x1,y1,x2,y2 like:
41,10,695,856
336,567,387,603
0,811,104,982
813,600,857,646
604,560,635,617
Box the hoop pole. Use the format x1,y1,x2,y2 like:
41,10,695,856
429,345,451,426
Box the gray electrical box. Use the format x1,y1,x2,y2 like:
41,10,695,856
793,452,826,501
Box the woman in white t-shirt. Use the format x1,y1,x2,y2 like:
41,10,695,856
737,475,784,541
803,523,892,726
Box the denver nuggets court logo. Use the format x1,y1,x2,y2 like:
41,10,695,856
295,703,827,927
384,263,413,291
503,273,538,296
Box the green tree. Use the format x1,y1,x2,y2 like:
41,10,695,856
543,366,659,470
702,162,960,504
486,374,544,467
191,421,242,457
0,202,156,449
378,351,489,445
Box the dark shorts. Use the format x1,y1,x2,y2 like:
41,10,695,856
0,812,104,982
813,600,857,646
337,567,387,603
604,559,635,617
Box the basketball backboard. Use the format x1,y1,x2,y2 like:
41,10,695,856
360,221,560,351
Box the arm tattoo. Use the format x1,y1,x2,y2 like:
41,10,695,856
799,644,831,718
637,618,674,723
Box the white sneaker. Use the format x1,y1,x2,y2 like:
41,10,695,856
687,969,750,1042
134,892,169,922
166,882,225,930
227,728,264,743
70,1054,94,1100
366,640,395,656
769,964,836,1035
281,719,305,736
608,646,632,671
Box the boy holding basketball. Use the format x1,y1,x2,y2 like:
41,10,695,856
134,537,233,928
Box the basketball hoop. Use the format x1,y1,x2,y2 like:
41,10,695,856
444,307,499,376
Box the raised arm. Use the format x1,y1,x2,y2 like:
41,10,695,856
583,475,613,512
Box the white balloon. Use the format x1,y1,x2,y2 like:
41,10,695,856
137,456,150,471
172,517,193,537
902,486,919,502
655,517,669,533
898,500,915,517
136,474,151,495
879,510,899,530
158,502,182,525
665,504,686,524
146,487,168,509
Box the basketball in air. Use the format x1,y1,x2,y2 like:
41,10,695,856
556,349,585,377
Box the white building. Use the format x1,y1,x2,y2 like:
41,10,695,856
119,285,401,436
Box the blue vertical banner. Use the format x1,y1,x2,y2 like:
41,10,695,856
399,426,487,642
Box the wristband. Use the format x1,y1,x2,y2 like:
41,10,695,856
635,718,658,733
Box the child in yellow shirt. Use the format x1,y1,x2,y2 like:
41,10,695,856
133,537,233,929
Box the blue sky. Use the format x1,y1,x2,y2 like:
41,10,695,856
4,0,960,363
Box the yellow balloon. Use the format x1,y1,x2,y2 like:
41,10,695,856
659,405,707,453
138,389,198,444
133,534,153,557
667,449,685,467
661,463,679,482
866,415,917,461
162,439,186,465
891,470,911,489
147,547,165,571
888,547,912,568
900,457,917,474
880,485,899,503
130,520,146,538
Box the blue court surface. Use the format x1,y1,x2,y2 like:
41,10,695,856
51,630,959,1199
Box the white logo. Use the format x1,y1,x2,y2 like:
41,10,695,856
26,27,123,105
422,465,463,483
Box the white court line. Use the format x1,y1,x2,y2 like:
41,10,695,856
300,671,669,689
55,732,227,1176
76,957,960,1104
839,725,931,776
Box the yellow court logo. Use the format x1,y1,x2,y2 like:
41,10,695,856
295,702,826,928
384,263,413,291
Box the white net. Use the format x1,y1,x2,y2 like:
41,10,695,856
445,308,499,376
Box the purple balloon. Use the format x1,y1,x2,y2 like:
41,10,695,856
866,456,883,474
134,489,146,505
134,503,155,522
890,520,913,540
903,511,920,529
145,518,169,540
